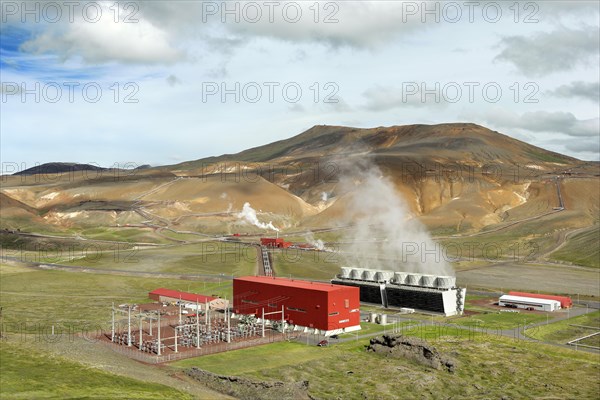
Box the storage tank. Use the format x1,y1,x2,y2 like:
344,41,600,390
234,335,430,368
370,312,377,323
340,267,351,279
406,274,421,286
421,275,435,287
362,269,376,282
392,272,407,285
350,268,363,280
374,271,393,282
379,313,387,325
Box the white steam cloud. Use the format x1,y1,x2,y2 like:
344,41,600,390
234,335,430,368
237,202,279,231
340,161,453,276
304,231,327,251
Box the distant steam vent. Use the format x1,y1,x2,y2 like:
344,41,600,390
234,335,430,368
333,268,466,316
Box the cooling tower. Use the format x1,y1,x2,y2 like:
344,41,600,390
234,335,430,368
374,271,394,282
349,268,364,280
420,275,435,288
434,276,456,289
392,272,407,285
340,267,351,279
362,269,376,282
406,274,422,286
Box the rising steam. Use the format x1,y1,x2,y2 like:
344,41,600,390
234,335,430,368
340,161,453,276
237,202,279,231
304,231,327,251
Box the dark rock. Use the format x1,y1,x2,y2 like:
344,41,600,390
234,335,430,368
366,334,457,373
186,367,311,400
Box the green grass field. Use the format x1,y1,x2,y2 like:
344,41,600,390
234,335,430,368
172,341,327,375
525,310,600,344
0,263,233,331
577,334,600,347
440,211,593,264
450,311,548,330
170,331,600,399
29,240,258,277
550,226,600,268
78,227,169,244
338,321,410,338
1,232,257,277
0,342,192,399
272,248,341,280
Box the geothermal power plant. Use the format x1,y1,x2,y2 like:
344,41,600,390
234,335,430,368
331,267,466,316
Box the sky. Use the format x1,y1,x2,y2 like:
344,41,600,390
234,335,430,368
1,0,599,169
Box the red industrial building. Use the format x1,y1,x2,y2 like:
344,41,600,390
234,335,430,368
260,237,292,248
149,288,229,310
233,276,361,336
508,291,572,308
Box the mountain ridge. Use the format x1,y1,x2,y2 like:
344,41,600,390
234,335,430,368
168,123,580,171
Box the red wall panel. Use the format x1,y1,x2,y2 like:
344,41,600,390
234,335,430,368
233,277,360,331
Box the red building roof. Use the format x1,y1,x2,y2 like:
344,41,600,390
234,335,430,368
508,291,572,308
149,288,216,303
235,276,347,292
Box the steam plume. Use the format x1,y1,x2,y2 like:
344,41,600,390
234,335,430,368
304,231,327,251
340,160,453,276
237,202,279,231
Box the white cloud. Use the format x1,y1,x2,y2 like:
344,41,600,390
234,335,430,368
224,2,428,48
21,4,184,65
362,84,451,111
495,27,600,77
166,75,181,86
135,1,430,50
4,1,600,165
547,81,599,103
482,109,599,138
564,138,600,153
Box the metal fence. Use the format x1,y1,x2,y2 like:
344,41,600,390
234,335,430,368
103,332,287,364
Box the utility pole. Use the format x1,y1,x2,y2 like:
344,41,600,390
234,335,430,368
111,302,115,343
174,326,178,353
207,303,211,334
196,300,200,349
227,307,231,343
139,314,143,349
157,312,161,356
179,296,182,325
127,305,132,347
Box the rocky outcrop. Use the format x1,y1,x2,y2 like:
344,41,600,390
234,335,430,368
366,334,456,373
185,367,311,400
